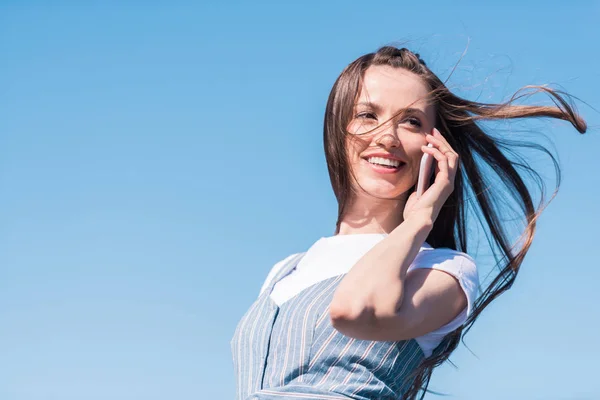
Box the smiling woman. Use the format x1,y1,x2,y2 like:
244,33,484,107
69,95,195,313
231,46,587,400
344,66,437,213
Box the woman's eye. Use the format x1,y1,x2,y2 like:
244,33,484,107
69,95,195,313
356,112,377,120
401,117,422,127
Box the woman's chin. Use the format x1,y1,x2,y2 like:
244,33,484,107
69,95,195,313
357,183,408,201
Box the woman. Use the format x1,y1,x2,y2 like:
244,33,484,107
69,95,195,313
231,46,586,400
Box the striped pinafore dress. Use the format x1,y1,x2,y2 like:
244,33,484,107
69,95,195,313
231,253,426,400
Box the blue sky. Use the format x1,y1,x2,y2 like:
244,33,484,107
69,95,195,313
1,1,599,399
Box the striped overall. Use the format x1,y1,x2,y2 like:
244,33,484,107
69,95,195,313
231,253,426,400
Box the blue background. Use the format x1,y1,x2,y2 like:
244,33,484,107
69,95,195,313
1,1,599,399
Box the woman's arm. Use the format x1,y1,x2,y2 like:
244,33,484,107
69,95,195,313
330,215,431,322
330,216,466,341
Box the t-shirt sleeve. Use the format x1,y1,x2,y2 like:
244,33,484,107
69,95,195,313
258,253,300,296
409,248,479,355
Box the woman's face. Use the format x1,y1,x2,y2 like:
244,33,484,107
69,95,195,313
346,65,437,202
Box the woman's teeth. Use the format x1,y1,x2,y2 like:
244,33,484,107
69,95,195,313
367,157,402,168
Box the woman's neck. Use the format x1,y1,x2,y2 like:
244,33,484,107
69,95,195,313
337,195,406,235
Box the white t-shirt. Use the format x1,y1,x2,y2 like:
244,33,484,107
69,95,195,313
260,233,479,357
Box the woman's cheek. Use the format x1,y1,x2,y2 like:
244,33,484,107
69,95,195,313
407,157,421,185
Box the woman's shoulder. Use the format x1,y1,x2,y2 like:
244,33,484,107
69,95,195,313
412,243,479,307
258,252,306,295
417,242,476,270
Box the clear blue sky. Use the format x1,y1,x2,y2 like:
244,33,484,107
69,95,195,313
1,1,599,399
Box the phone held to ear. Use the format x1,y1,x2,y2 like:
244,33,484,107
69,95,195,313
416,143,435,197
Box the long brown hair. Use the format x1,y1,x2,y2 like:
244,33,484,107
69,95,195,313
323,46,587,399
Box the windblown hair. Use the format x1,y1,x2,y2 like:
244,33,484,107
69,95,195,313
323,46,587,400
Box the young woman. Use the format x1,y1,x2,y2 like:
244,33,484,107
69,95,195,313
231,46,587,400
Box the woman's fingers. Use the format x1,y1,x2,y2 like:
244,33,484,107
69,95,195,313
426,129,459,170
420,144,451,186
421,130,460,193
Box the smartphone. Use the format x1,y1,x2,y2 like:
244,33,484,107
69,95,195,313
416,143,435,197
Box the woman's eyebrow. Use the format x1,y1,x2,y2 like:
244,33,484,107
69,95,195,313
355,101,383,112
356,102,426,116
399,107,427,117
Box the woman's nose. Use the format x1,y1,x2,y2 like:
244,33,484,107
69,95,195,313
374,124,400,148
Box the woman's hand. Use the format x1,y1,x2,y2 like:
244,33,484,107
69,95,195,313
403,128,459,224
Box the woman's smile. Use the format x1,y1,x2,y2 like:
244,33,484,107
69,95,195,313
362,155,406,174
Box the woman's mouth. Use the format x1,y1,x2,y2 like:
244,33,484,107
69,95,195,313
363,156,406,174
